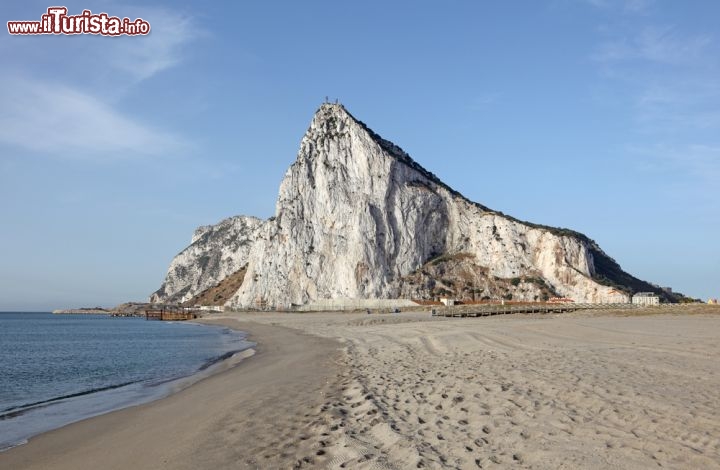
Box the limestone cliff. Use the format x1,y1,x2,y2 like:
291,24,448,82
150,216,264,304
151,103,673,308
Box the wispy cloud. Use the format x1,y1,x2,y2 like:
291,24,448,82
591,24,720,132
108,9,199,82
629,143,720,185
0,76,187,159
588,8,720,201
0,6,202,160
593,26,713,66
623,143,720,218
466,92,501,111
634,80,720,133
581,0,655,13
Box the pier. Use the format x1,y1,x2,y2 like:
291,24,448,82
144,308,199,321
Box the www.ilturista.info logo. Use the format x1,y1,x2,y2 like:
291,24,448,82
7,7,150,36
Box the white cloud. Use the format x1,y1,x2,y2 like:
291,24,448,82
630,143,720,186
580,0,654,13
623,0,654,12
0,6,203,160
466,92,501,111
634,82,720,133
1,5,200,85
108,9,199,82
593,26,712,65
588,12,720,204
591,23,720,133
0,76,186,159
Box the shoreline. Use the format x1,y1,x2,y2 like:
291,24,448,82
0,319,253,453
0,318,345,470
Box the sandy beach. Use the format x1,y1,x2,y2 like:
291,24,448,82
2,306,720,469
0,321,345,469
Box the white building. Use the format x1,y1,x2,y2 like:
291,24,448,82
188,305,226,312
632,292,660,306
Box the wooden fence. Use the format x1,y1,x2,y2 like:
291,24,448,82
430,303,638,318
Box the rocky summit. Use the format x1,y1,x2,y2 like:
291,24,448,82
150,103,674,309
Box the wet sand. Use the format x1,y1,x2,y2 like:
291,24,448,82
0,321,345,470
3,306,720,469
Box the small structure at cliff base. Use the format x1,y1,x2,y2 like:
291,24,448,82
632,292,660,306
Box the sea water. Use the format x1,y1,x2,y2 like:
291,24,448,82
0,312,253,451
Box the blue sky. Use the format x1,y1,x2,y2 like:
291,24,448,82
1,0,718,310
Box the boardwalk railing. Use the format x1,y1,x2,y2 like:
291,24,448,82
430,303,638,318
